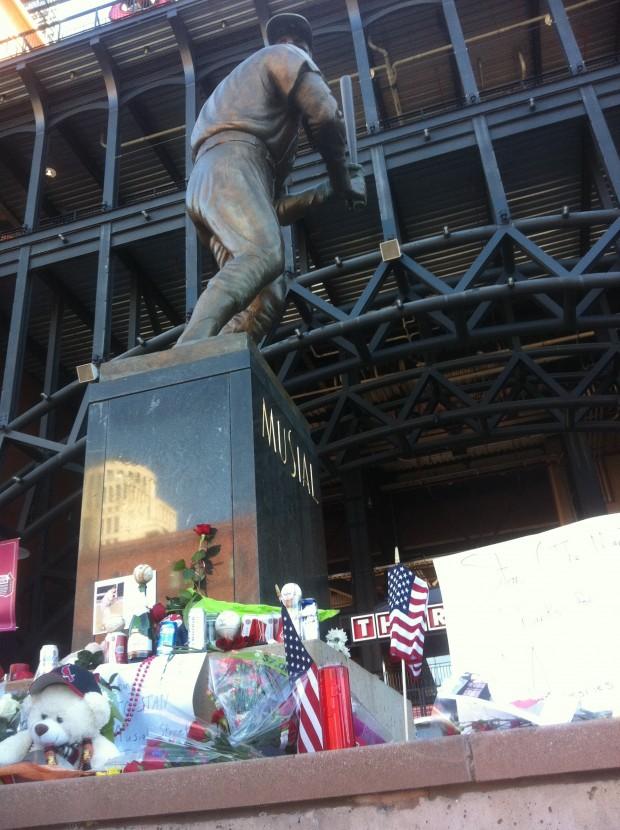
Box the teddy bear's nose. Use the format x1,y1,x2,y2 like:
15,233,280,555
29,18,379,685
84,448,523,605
34,723,48,737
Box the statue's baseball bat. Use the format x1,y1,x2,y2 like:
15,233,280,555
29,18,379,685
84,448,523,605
339,74,358,166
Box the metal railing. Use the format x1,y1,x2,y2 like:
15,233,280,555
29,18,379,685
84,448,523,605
0,0,176,62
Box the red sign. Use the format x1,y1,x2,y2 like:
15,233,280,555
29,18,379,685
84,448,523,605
109,0,170,23
0,539,18,632
351,605,446,643
427,603,446,630
350,614,376,642
376,611,390,637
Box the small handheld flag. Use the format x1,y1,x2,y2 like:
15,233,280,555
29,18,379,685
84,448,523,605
281,604,323,753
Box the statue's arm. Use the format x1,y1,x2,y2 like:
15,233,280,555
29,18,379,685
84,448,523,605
275,181,332,226
291,72,365,205
275,164,364,225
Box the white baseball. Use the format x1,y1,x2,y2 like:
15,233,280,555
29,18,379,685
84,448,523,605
280,582,302,608
133,563,154,584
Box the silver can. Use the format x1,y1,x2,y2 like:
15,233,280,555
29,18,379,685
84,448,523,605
103,632,128,664
35,644,59,678
205,614,218,646
188,606,207,651
300,599,320,640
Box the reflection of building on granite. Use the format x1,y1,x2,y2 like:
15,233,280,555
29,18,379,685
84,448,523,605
93,461,177,545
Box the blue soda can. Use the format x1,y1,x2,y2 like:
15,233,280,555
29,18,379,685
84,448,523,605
156,620,178,655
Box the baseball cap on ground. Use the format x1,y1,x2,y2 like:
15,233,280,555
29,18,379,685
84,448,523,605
30,664,101,697
265,13,313,50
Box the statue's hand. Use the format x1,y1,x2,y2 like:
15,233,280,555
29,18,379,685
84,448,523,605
345,163,367,210
327,162,367,210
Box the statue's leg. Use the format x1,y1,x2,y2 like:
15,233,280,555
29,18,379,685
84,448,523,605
177,142,283,346
220,273,288,341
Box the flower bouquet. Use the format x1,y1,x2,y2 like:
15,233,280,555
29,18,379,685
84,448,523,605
114,650,296,772
0,694,21,744
208,650,295,751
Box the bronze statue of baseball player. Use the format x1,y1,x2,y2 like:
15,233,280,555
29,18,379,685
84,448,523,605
176,12,366,345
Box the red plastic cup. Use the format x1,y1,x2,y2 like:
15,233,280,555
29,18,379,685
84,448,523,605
318,664,355,750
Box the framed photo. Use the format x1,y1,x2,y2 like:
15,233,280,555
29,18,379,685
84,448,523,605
92,572,157,634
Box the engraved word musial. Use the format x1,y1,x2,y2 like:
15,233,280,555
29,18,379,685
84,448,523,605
261,399,319,504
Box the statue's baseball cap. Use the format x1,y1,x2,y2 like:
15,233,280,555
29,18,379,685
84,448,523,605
266,13,313,50
30,664,102,697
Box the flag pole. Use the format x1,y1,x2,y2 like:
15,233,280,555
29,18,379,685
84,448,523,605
394,546,410,742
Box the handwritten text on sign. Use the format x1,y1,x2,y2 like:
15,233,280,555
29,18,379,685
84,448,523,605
98,653,205,753
433,514,620,713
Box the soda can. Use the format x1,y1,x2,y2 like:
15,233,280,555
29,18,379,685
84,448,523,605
188,607,207,651
270,614,284,643
241,615,268,645
103,632,127,664
156,620,179,655
34,644,59,678
300,599,320,641
205,615,218,646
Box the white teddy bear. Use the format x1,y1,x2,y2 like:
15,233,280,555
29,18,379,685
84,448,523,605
0,664,119,771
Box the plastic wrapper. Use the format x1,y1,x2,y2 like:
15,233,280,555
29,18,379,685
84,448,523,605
97,650,397,772
208,651,295,750
431,670,615,733
351,696,392,746
0,692,23,743
104,651,298,771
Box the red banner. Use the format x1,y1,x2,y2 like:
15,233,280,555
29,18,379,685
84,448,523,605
109,0,170,22
0,539,18,632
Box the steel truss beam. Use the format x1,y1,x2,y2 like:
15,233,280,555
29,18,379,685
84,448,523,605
301,343,619,469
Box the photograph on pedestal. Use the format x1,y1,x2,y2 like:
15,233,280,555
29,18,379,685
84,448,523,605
92,572,157,635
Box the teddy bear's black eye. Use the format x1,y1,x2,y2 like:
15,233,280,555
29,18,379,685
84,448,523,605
56,716,63,724
41,714,47,720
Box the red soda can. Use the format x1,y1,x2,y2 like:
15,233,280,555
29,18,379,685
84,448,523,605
265,614,283,643
273,615,284,643
241,615,267,645
318,664,355,750
104,632,127,663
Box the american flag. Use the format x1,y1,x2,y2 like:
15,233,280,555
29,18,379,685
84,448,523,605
281,604,323,753
387,564,429,679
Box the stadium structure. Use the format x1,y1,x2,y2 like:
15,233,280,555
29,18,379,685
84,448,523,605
0,0,619,667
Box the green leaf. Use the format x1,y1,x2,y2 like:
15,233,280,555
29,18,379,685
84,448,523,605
183,568,195,581
205,545,221,559
191,549,206,563
179,589,194,601
172,559,187,571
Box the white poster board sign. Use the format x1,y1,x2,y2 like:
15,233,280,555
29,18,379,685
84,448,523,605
99,653,205,753
434,514,620,717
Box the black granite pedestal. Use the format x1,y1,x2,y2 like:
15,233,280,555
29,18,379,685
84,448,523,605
72,334,327,648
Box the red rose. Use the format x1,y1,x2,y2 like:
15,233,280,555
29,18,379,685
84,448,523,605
149,602,167,624
193,523,212,536
188,720,208,742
